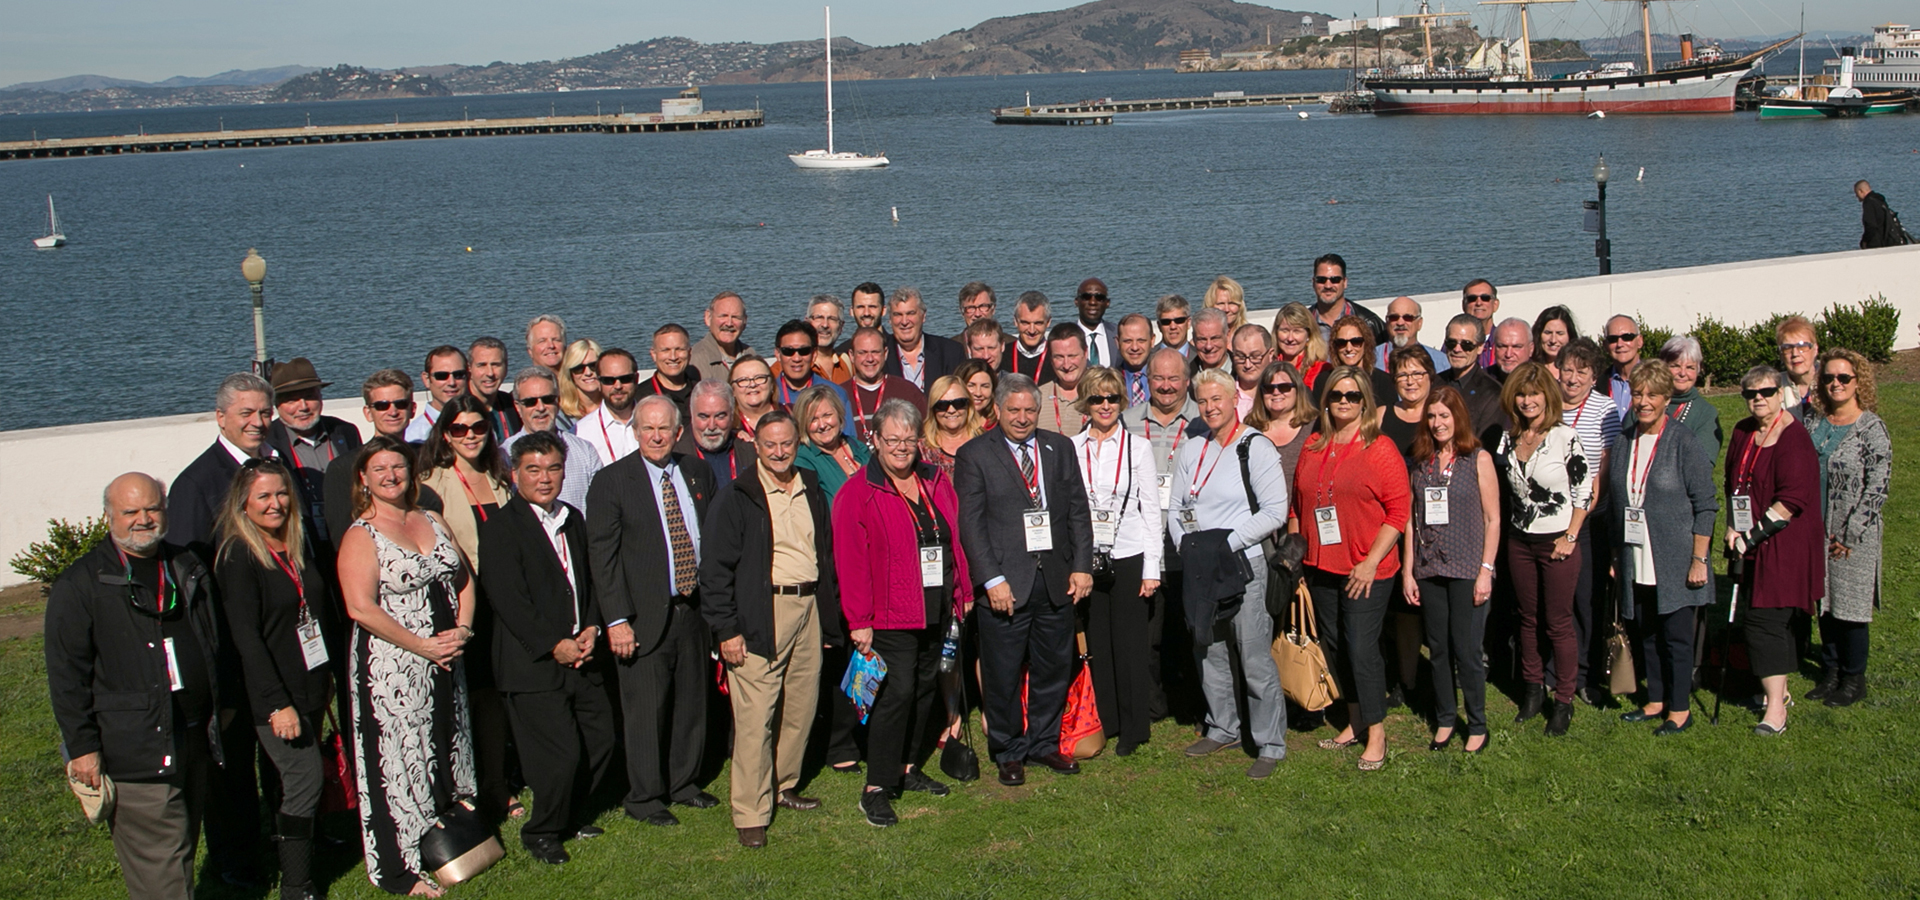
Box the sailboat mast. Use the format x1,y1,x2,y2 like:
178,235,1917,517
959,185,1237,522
1796,6,1805,90
1520,3,1534,80
1640,0,1654,75
825,6,835,156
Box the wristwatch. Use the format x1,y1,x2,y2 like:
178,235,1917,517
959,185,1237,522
1480,562,1497,573
1692,555,1711,565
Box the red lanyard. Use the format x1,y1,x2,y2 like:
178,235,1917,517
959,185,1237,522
115,545,174,613
1014,347,1046,379
597,407,622,462
778,377,807,406
1569,398,1586,430
1734,414,1784,492
1146,415,1182,470
739,412,758,443
894,475,941,542
1628,429,1660,503
1666,399,1689,425
268,548,306,607
1051,392,1067,431
1312,434,1361,509
1013,440,1041,504
650,373,670,396
452,465,491,522
1083,429,1129,504
1189,423,1241,500
704,446,738,481
850,382,876,440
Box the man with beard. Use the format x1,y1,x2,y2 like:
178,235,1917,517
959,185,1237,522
677,380,760,485
806,296,853,384
1307,254,1387,346
575,348,644,467
264,357,361,559
1375,296,1446,371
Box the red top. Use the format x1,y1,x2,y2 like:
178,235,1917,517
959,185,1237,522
1724,415,1823,612
1293,432,1412,577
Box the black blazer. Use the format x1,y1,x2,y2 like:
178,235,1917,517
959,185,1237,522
954,428,1094,608
883,334,967,389
214,546,337,723
585,451,716,657
168,441,243,556
699,467,843,660
480,496,601,693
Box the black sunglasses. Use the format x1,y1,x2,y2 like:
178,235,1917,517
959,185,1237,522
569,362,596,375
777,345,814,357
929,397,970,414
1741,386,1781,400
516,394,557,408
1158,316,1189,327
1314,275,1345,284
1078,292,1108,301
1331,336,1368,349
1819,372,1856,385
1463,293,1495,303
1443,339,1480,352
1263,382,1297,394
428,370,467,382
599,373,639,385
1325,390,1366,404
443,421,483,438
1604,332,1640,345
1085,393,1124,406
368,399,413,412
1385,313,1419,323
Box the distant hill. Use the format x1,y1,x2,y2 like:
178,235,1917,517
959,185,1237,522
269,65,450,102
1,74,155,93
2,66,317,93
431,36,867,93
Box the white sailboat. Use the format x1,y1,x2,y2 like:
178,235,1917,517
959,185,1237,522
33,194,66,249
789,7,888,169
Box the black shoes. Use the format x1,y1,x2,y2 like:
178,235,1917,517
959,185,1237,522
632,809,679,827
1805,669,1841,701
1028,751,1082,775
1114,738,1142,757
523,835,570,865
1385,683,1407,710
1577,685,1610,707
997,761,1026,786
1825,675,1867,707
675,791,720,809
860,789,898,827
1620,708,1664,723
1653,716,1693,736
1544,700,1572,737
901,769,951,797
1515,684,1546,723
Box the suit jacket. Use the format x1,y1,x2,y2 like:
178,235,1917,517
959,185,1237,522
168,441,244,556
266,417,363,550
699,467,843,660
883,334,967,391
585,451,716,656
480,496,601,693
954,429,1094,608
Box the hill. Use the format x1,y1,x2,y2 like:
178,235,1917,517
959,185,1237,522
268,65,451,102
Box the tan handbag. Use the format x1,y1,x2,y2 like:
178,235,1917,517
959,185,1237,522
1271,583,1340,712
1607,618,1637,696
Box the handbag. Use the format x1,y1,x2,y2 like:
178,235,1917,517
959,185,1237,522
1270,582,1340,712
417,798,504,887
1606,617,1638,696
1063,632,1106,760
939,674,981,783
318,706,357,814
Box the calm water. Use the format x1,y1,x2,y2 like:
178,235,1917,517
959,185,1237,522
2,68,1915,430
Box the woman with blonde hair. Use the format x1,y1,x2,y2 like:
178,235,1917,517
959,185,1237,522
557,338,603,422
792,385,870,499
1271,302,1330,391
920,373,985,478
1204,276,1248,332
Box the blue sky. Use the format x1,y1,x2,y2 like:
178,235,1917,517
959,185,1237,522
3,0,1901,86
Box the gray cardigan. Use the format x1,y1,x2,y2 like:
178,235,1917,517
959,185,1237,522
1608,421,1718,618
1821,411,1890,623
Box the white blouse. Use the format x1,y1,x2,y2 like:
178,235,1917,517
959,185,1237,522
1496,424,1594,537
1071,426,1165,580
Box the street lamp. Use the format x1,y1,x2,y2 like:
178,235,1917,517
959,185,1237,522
241,248,270,376
1592,154,1612,276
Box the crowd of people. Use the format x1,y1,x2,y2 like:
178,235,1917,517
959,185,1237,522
45,258,1892,898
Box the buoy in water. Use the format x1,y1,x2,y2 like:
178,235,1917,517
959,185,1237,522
466,247,472,252
891,206,899,224
1637,167,1645,182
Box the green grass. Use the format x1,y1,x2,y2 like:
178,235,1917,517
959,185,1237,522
5,388,1918,898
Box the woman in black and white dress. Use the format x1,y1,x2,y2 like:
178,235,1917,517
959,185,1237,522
334,436,478,897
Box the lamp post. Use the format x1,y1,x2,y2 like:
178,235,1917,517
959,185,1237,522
1593,154,1612,276
241,248,270,376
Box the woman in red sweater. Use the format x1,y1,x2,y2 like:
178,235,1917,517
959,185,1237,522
832,399,974,826
1290,366,1412,771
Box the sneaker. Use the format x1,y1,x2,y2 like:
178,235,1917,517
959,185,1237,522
859,789,897,827
1184,736,1240,757
1246,757,1281,779
900,769,951,797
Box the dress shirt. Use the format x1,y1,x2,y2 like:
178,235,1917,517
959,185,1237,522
574,405,639,467
505,428,604,515
1165,427,1288,558
219,434,273,465
1235,386,1256,421
642,455,700,597
1608,365,1635,435
758,465,818,585
529,501,580,629
1080,322,1111,368
1071,426,1164,579
284,427,338,471
1154,341,1192,359
404,403,441,443
981,434,1048,592
896,340,929,389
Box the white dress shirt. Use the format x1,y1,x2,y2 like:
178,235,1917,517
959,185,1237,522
1071,425,1165,580
1080,322,1111,368
404,403,440,443
528,501,580,631
573,405,639,467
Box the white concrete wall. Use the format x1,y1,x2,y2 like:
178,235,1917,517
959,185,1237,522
4,244,1915,587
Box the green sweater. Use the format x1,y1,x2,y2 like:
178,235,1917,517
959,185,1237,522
795,439,871,500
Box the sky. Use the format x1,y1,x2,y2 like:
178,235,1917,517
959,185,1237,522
3,0,1905,87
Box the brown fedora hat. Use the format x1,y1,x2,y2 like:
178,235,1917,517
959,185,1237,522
270,357,332,394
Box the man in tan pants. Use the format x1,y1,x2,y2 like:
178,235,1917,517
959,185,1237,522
698,410,842,848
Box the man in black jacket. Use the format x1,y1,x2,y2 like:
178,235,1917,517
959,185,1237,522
585,395,720,826
1436,313,1511,450
481,432,614,865
1857,179,1906,248
265,358,363,561
1309,253,1390,348
882,287,966,392
46,473,225,900
699,410,841,848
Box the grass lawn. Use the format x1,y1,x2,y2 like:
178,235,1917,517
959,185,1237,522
4,388,1917,898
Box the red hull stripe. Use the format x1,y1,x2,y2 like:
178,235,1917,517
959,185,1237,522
1373,96,1735,114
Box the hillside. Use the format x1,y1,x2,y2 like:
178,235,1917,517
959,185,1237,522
433,36,867,93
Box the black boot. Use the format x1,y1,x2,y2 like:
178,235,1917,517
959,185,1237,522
1514,683,1546,723
1824,674,1867,707
1805,668,1841,701
276,814,319,900
1544,699,1572,737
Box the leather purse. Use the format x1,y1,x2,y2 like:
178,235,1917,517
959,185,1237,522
1271,582,1340,712
417,798,503,887
318,707,357,814
940,672,981,783
1607,617,1637,696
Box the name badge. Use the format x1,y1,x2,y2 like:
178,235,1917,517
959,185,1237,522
1091,508,1118,548
163,637,185,692
297,608,329,671
1730,494,1754,533
1623,506,1649,546
1424,486,1450,526
919,546,944,589
1314,506,1342,546
1178,507,1197,527
1157,474,1173,510
1024,510,1054,553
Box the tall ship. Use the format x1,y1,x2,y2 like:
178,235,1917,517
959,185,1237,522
1365,0,1795,115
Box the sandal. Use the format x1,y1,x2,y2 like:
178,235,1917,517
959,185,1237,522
505,799,527,819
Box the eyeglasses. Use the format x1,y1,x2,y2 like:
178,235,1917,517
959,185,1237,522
367,399,414,412
569,361,599,375
1262,382,1297,394
599,373,639,385
443,422,483,438
1313,275,1345,285
1325,390,1366,404
1331,336,1368,350
730,374,771,388
1385,313,1420,323
1443,339,1480,352
1779,341,1814,352
428,370,468,382
777,345,814,357
1396,370,1430,380
1085,393,1123,406
516,394,557,408
1819,372,1856,385
1463,293,1495,303
1078,292,1108,301
1157,316,1189,327
876,435,918,450
930,397,970,414
1603,332,1639,345
1741,386,1781,400
1230,352,1269,365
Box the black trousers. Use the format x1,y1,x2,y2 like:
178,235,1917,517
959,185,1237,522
1819,616,1870,676
1418,576,1489,734
1745,606,1802,679
1085,554,1151,745
614,602,710,818
202,708,260,874
815,642,865,766
1308,568,1391,729
1638,594,1698,712
977,580,1074,763
866,621,943,790
503,666,617,841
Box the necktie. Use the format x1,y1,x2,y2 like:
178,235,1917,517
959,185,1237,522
661,471,697,595
1129,371,1147,406
1018,443,1038,507
1089,333,1103,367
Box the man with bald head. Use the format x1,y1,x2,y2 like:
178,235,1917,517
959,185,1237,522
1376,297,1447,371
1488,317,1535,384
690,291,753,384
48,473,225,900
1073,278,1118,369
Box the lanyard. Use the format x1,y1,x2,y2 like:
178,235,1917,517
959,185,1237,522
1427,451,1456,488
115,545,175,614
597,406,623,462
1312,434,1361,509
1013,347,1046,379
1628,428,1660,506
1083,429,1130,505
1734,414,1785,492
739,412,758,443
452,465,491,523
1568,398,1586,430
778,377,808,406
894,475,944,545
850,382,877,440
650,373,672,397
703,446,738,481
1051,392,1067,432
268,548,306,608
1146,414,1183,471
1189,423,1241,500
1666,399,1689,425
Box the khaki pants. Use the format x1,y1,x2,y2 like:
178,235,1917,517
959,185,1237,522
725,592,822,828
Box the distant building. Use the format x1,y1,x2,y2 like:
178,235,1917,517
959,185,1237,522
1328,16,1402,36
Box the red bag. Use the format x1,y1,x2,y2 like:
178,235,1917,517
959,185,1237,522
319,707,357,814
1020,633,1106,760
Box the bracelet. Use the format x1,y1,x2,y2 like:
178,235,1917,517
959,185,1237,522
1692,555,1711,565
1480,562,1497,573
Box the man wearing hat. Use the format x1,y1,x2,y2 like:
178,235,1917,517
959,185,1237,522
266,357,364,560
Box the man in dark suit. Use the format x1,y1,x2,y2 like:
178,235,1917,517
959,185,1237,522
585,395,720,826
1072,278,1119,370
953,374,1095,787
1435,313,1511,449
481,431,616,865
264,357,363,560
881,287,965,393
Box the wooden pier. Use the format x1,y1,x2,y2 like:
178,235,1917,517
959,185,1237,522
0,109,765,161
992,91,1335,125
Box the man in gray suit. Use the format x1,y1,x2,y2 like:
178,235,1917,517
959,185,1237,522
954,374,1095,787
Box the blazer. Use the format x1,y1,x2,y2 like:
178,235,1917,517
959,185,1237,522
266,416,364,549
883,334,967,389
585,451,716,656
699,467,844,659
479,496,602,693
834,461,973,631
954,428,1094,608
214,546,337,723
167,441,244,555
417,463,512,573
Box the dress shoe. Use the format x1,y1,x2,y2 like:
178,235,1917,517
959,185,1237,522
996,761,1026,786
860,790,898,827
571,824,604,839
1652,716,1693,736
1544,699,1572,737
1463,733,1488,754
1246,757,1281,779
1824,674,1867,707
1620,707,1665,723
1578,685,1610,707
1514,683,1546,723
675,791,720,810
523,836,570,865
736,826,767,848
776,789,821,811
901,770,951,796
1385,683,1407,710
1185,736,1241,757
1028,751,1081,775
1114,738,1142,757
630,809,680,827
1753,720,1788,736
1804,668,1840,701
1316,735,1361,750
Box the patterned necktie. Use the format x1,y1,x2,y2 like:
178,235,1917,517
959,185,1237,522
1018,443,1038,507
660,471,697,595
1129,371,1147,406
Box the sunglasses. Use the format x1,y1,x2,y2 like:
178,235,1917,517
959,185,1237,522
428,370,468,382
1443,339,1480,352
367,398,414,412
777,345,814,357
1819,372,1856,385
1263,382,1297,394
930,397,970,414
599,372,639,385
1325,390,1366,404
1085,393,1124,406
1078,292,1108,301
1463,293,1495,303
1331,336,1368,349
516,394,557,408
1604,332,1640,344
443,421,484,438
1158,316,1189,327
1779,341,1814,351
1385,313,1419,323
1313,275,1345,284
1741,386,1781,400
569,362,597,375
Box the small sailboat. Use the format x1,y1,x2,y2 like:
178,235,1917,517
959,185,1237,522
789,7,888,169
33,194,66,249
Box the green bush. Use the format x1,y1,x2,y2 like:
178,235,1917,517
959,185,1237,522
1637,317,1675,361
1691,314,1755,387
1817,294,1901,362
7,517,108,584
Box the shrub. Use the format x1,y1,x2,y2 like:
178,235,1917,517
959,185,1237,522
1817,294,1901,362
1691,314,1754,387
1637,317,1675,361
8,516,109,584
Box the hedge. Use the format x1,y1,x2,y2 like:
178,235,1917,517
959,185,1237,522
1639,294,1901,387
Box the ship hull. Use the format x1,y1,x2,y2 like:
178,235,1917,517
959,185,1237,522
1368,65,1752,115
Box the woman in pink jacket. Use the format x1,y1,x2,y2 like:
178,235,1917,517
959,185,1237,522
833,399,975,828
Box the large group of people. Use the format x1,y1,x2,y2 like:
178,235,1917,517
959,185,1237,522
44,261,1892,899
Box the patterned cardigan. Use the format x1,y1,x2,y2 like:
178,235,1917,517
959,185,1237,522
1822,411,1891,622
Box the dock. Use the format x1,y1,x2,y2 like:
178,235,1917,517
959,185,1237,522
0,109,765,161
992,91,1335,125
